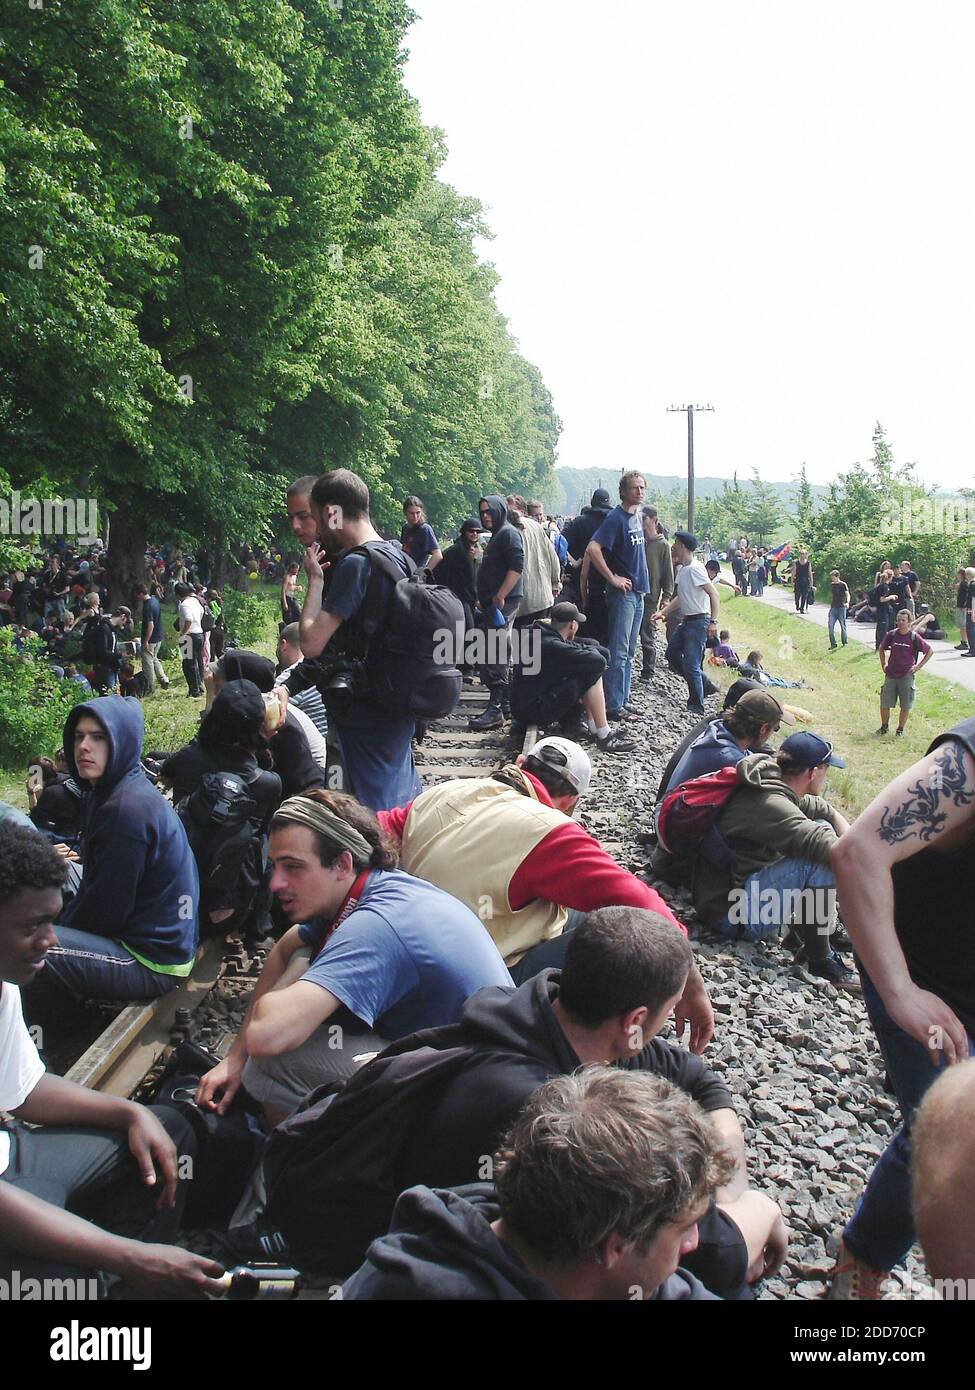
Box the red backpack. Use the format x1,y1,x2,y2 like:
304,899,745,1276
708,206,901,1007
656,763,741,870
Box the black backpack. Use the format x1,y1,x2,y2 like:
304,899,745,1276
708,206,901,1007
348,543,464,719
263,1043,510,1277
176,772,267,935
80,615,114,668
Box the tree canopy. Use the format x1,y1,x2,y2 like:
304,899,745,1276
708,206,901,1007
0,0,560,593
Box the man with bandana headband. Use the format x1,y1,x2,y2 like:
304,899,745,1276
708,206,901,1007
195,792,511,1125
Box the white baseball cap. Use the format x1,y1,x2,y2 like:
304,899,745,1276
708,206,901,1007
525,736,592,796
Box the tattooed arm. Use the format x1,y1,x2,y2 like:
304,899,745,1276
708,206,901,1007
831,740,975,1064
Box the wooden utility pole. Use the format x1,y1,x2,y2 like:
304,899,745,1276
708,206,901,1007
667,403,714,535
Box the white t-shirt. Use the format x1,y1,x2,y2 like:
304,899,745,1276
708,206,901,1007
178,596,204,635
0,981,45,1175
287,704,328,771
676,559,712,618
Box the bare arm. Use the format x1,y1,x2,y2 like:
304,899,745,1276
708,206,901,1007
710,1108,748,1202
585,539,630,592
703,580,720,621
830,741,975,1063
247,979,341,1058
299,543,341,658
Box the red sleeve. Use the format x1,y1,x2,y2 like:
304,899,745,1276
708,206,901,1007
508,821,687,936
377,801,413,842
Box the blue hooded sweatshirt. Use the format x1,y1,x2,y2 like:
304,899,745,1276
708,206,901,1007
62,696,199,974
663,717,749,797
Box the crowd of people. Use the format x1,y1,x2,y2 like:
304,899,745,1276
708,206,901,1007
1,468,974,1305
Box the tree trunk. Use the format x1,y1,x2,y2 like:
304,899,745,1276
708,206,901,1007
107,504,149,609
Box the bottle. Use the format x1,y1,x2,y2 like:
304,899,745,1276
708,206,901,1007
215,1265,302,1301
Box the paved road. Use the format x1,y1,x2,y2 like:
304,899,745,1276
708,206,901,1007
744,582,975,696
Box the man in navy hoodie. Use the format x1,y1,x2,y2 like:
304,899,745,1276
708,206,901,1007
22,697,199,1029
338,1068,732,1301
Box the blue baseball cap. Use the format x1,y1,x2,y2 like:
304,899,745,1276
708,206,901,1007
779,732,846,769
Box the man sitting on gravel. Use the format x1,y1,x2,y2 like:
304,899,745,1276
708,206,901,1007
196,791,511,1125
339,1068,734,1301
0,822,224,1299
377,736,714,1049
690,732,858,993
283,907,784,1297
509,602,634,753
651,690,795,888
828,718,975,1299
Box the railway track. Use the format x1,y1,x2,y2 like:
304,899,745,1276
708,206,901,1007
68,690,537,1097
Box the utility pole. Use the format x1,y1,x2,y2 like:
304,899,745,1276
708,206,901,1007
667,403,714,535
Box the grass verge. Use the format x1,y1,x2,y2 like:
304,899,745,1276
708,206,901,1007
710,594,975,820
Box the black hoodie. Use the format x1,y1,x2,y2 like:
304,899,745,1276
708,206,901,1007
476,496,524,607
339,1184,717,1301
394,970,732,1189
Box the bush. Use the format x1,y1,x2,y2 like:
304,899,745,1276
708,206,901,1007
221,589,277,648
0,629,84,768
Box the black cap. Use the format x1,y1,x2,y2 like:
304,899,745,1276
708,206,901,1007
460,517,481,533
674,530,698,551
217,650,276,693
591,489,611,507
551,601,586,625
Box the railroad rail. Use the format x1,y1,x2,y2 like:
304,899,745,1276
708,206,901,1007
69,690,536,1096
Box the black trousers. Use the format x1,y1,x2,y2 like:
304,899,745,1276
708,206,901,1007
181,632,205,694
0,1105,196,1294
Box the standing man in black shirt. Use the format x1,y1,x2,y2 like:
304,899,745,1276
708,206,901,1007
792,549,813,612
828,719,975,1299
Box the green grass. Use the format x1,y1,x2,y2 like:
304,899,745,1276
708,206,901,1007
711,594,975,821
0,585,281,813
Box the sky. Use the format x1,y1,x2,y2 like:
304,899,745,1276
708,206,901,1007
403,1,975,490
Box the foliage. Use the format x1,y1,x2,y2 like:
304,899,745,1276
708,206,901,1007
0,1,559,584
222,588,278,648
0,629,83,768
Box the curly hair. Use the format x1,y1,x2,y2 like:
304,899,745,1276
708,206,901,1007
0,821,68,908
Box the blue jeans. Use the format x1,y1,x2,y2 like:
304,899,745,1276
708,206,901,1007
711,848,836,942
666,613,709,706
844,969,975,1272
604,588,644,713
828,606,848,647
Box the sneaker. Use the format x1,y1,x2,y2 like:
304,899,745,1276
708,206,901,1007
895,727,904,737
826,1240,887,1300
687,702,706,716
956,642,969,650
805,952,862,994
596,729,636,753
876,724,889,736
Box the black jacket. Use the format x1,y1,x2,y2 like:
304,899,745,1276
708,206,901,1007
340,1184,717,1301
510,623,608,719
476,496,524,607
436,537,478,613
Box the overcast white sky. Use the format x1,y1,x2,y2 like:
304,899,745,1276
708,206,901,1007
404,1,975,490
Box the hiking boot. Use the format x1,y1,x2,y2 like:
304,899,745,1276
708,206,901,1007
805,952,862,993
826,1240,887,1300
686,701,706,716
470,702,503,731
876,724,889,735
638,669,653,683
559,718,592,745
595,728,636,753
701,677,719,697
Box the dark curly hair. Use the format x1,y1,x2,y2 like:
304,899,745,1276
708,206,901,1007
270,789,398,871
0,821,68,908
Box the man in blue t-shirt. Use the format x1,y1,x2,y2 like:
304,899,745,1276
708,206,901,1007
294,469,422,811
400,497,443,574
135,582,168,694
196,792,511,1124
585,472,649,717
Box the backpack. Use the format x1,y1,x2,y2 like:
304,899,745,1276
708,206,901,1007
348,543,464,719
656,763,742,871
80,615,117,669
176,772,267,935
200,604,215,633
263,1043,509,1276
